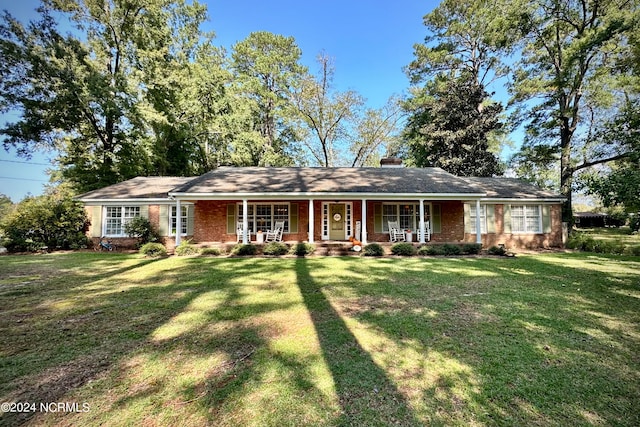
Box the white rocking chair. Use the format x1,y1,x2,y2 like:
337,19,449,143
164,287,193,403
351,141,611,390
265,220,285,242
236,221,245,243
418,221,431,242
388,221,405,242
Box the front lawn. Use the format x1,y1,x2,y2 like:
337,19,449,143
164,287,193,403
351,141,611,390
1,253,639,426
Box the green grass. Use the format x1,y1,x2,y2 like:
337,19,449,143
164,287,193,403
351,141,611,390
1,252,639,426
579,227,640,249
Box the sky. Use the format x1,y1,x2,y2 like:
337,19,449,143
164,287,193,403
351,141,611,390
0,0,440,202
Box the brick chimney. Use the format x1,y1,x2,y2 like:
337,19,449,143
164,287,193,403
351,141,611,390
380,157,403,168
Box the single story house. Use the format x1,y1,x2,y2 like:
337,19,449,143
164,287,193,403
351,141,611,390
78,161,565,250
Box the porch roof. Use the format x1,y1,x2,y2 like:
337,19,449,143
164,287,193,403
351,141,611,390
78,176,193,202
170,166,485,199
464,177,562,200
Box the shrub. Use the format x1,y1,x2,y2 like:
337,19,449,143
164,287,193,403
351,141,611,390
231,243,257,256
139,242,167,257
200,247,223,256
124,216,160,246
630,215,640,232
442,243,462,255
290,242,315,256
391,242,417,256
488,245,507,256
623,245,640,256
263,242,289,255
363,243,384,256
418,245,445,256
462,243,482,255
174,239,200,256
567,233,595,251
1,189,89,252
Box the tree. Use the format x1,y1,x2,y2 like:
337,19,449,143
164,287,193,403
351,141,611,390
231,31,307,166
0,186,89,252
403,76,505,176
0,0,209,193
293,53,364,167
505,0,640,222
0,193,13,219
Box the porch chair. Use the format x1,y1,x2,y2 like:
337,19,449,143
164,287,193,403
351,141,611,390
236,221,244,243
418,221,431,242
388,221,405,242
265,220,285,242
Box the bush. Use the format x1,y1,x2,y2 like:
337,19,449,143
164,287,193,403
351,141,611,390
488,245,507,256
263,242,289,255
623,245,640,256
1,189,89,252
391,242,417,256
231,243,257,256
124,216,160,246
174,239,199,256
290,242,315,256
200,247,223,256
462,243,482,255
363,243,384,256
630,215,640,232
418,245,445,256
139,242,167,257
442,243,462,255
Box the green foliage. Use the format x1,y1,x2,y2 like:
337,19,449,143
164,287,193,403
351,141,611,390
290,242,315,256
462,243,482,255
124,216,160,246
174,239,199,256
200,247,223,256
363,243,385,257
139,242,167,257
403,76,504,176
390,242,417,256
231,243,257,256
0,188,89,252
418,245,445,256
567,233,629,255
441,243,462,256
263,242,289,256
631,215,640,233
0,193,13,220
488,246,507,256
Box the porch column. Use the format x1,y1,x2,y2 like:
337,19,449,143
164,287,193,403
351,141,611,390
475,199,482,244
175,198,182,246
308,199,315,243
361,199,367,245
419,199,425,243
242,198,249,244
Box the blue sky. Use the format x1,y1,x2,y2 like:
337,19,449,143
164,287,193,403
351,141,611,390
0,0,439,201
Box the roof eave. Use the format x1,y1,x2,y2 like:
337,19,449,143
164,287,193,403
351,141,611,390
168,191,487,200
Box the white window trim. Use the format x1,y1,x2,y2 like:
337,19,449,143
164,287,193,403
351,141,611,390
102,206,141,237
469,204,487,234
511,204,543,234
169,205,188,236
321,202,353,240
381,202,432,233
237,202,291,234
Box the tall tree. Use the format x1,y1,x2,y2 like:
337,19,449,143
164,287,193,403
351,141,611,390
404,76,504,176
293,53,364,167
0,0,208,192
231,31,307,166
505,0,640,222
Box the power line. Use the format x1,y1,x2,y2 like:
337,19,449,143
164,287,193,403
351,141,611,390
0,176,48,182
0,159,51,166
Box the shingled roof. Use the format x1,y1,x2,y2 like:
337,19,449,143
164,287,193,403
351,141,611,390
464,177,562,200
171,167,483,196
78,176,194,201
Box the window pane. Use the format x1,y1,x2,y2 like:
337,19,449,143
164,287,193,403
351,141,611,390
382,205,397,232
399,205,414,230
170,206,188,235
105,207,122,235
255,205,271,232
273,204,289,232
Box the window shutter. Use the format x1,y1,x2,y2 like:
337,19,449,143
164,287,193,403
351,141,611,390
542,205,551,233
374,203,383,233
463,203,471,234
289,203,298,233
91,206,102,238
187,205,195,235
227,204,236,234
432,204,441,233
159,205,169,236
503,205,512,234
139,205,149,218
486,205,496,234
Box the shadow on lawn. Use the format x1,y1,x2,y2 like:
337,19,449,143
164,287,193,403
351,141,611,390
326,254,640,426
295,258,421,426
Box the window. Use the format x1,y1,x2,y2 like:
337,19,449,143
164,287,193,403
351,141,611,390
469,205,487,234
238,203,289,233
511,205,542,233
170,205,188,236
382,203,431,232
104,206,140,236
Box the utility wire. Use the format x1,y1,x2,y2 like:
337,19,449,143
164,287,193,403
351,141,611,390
0,176,48,182
0,159,51,166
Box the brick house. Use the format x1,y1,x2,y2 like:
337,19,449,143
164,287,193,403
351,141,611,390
78,162,565,250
